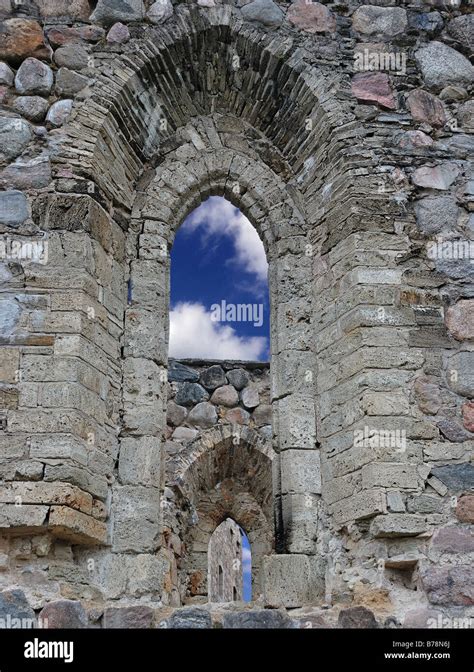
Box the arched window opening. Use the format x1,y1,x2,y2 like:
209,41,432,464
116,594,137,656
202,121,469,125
169,196,269,361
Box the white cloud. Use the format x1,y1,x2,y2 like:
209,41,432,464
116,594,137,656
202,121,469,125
182,197,268,283
169,302,267,361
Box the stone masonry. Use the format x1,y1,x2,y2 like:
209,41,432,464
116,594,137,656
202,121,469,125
208,518,243,603
0,0,473,629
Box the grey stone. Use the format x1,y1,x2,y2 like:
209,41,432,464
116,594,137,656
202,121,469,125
168,361,199,382
252,404,272,426
187,401,218,429
166,607,212,629
15,57,53,95
370,514,427,538
412,162,460,190
167,400,187,426
0,154,51,190
106,22,130,44
0,116,32,161
437,419,471,443
338,606,378,629
90,0,145,24
0,62,14,86
447,14,474,53
210,384,239,407
458,100,474,133
241,0,284,27
241,386,259,409
431,464,474,493
408,11,443,34
421,566,474,606
226,368,250,390
447,352,474,397
352,5,407,37
414,196,459,235
54,44,89,70
0,588,35,625
223,610,292,629
0,190,29,226
199,365,226,390
55,67,88,96
175,382,208,406
415,42,474,90
147,0,172,24
46,99,73,127
171,426,198,441
103,606,154,628
12,95,49,122
39,600,87,628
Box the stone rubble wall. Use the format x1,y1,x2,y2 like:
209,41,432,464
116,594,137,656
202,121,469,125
0,0,472,627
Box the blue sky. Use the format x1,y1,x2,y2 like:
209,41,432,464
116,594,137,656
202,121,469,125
169,196,270,361
241,530,252,602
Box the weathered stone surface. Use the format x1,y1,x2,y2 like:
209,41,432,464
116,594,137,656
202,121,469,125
171,426,198,441
106,22,130,44
408,11,443,35
432,526,474,554
437,418,470,443
338,606,378,629
147,0,173,24
46,99,73,126
241,0,284,27
223,610,292,629
55,67,88,96
0,154,51,189
12,95,49,122
431,464,474,493
446,300,474,341
406,89,446,128
169,361,200,382
175,382,208,406
414,376,442,415
118,436,161,486
0,62,14,86
396,130,433,150
262,555,324,608
224,407,250,424
104,606,154,628
187,401,218,428
403,608,443,629
90,0,145,24
15,57,53,95
351,72,396,109
0,298,21,338
226,368,249,390
54,45,89,70
352,5,407,37
46,25,105,47
166,607,212,629
421,566,474,606
0,117,32,161
370,514,427,538
199,365,226,390
414,196,458,235
287,0,336,34
39,600,87,628
35,0,91,19
211,384,239,407
447,14,474,53
0,589,35,624
0,190,29,227
456,495,474,523
0,19,51,64
167,400,188,426
412,162,459,190
447,352,474,397
240,386,259,409
415,42,474,90
462,402,474,433
458,100,474,133
251,404,271,426
49,506,108,545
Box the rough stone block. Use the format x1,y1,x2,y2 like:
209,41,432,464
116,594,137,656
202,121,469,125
362,463,418,490
262,555,324,608
39,600,87,628
280,449,321,495
421,566,474,606
49,506,107,545
103,606,154,629
370,514,427,538
118,436,161,486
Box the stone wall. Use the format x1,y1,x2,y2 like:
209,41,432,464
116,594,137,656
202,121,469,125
0,0,472,628
208,518,243,603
